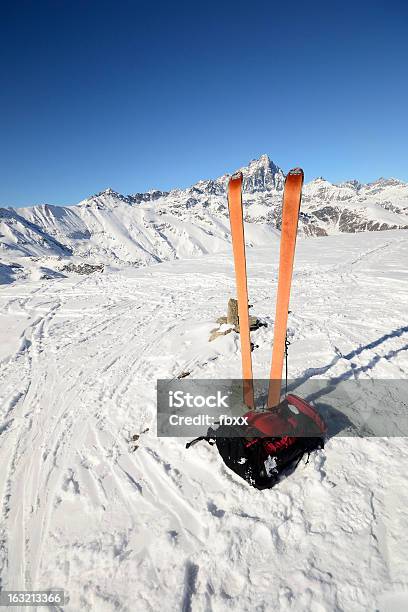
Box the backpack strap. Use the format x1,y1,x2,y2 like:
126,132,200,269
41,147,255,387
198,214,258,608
186,429,217,449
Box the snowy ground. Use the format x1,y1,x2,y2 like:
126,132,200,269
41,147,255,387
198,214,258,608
1,230,408,611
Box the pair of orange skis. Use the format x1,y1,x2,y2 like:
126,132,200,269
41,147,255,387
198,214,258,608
228,168,304,410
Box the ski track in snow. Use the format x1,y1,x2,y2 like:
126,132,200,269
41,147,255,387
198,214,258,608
1,230,408,611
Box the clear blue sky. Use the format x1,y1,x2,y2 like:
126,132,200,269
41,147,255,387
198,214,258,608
1,0,407,207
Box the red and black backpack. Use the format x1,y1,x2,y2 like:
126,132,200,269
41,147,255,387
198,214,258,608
187,394,326,490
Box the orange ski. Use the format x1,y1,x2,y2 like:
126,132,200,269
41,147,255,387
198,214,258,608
228,172,255,409
268,168,304,408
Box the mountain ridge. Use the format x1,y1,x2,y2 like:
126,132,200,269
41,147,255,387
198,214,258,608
1,155,407,281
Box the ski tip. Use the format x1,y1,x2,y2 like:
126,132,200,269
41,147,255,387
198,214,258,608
288,167,304,177
230,171,243,183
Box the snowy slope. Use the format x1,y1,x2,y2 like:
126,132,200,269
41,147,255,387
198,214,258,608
1,156,407,273
1,230,408,611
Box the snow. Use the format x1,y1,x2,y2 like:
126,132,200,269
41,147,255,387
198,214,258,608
1,229,408,610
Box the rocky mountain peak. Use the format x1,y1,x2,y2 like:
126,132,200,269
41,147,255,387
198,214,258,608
338,179,362,191
369,177,403,188
240,155,285,193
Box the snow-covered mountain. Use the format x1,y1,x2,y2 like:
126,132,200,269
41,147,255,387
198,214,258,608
1,155,407,272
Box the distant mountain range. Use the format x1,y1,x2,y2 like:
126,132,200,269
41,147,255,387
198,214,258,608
1,155,407,274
